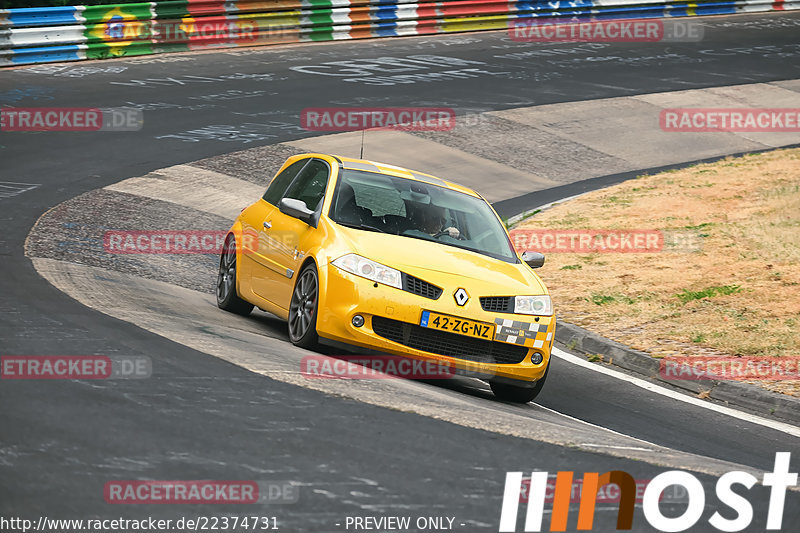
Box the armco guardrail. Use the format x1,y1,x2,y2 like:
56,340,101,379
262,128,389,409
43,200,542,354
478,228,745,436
1,0,797,66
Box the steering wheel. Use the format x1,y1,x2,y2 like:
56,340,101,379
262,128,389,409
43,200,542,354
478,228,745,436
433,229,466,241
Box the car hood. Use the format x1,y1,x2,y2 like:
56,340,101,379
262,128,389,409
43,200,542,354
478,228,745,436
333,225,547,295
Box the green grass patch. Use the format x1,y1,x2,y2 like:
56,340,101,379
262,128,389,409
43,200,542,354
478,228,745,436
675,285,742,304
683,222,713,230
587,293,635,305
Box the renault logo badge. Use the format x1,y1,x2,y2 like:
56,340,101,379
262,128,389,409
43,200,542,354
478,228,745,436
454,288,469,306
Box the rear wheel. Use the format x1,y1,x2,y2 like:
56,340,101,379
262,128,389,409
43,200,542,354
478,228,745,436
288,263,319,348
490,362,550,403
216,234,254,316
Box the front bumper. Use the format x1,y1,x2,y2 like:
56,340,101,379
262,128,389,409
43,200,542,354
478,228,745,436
316,263,554,384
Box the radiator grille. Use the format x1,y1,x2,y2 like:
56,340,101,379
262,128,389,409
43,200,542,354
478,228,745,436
480,296,514,313
402,274,443,300
371,316,528,365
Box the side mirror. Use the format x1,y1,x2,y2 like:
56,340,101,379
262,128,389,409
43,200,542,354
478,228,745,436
521,251,545,269
279,198,314,222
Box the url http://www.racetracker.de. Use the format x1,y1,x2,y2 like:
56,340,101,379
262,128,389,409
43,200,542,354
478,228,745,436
0,516,280,532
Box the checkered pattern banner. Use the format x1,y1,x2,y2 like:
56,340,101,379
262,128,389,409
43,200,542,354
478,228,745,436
493,318,552,348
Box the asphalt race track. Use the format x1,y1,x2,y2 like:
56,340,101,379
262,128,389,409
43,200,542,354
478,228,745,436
2,11,800,533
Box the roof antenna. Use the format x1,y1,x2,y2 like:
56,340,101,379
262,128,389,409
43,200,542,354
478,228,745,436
360,128,365,160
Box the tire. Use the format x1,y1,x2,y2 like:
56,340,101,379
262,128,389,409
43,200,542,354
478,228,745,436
216,234,254,316
490,362,550,403
288,263,319,348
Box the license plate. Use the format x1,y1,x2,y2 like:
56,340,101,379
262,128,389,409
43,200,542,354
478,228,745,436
420,311,494,340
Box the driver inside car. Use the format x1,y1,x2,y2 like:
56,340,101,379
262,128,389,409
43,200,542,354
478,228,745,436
413,203,460,239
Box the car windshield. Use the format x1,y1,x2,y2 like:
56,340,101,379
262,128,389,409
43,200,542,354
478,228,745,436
330,169,518,263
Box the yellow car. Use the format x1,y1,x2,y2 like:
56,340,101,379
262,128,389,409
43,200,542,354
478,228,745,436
216,153,554,402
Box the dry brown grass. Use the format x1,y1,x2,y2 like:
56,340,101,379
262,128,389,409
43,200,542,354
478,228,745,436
515,148,800,396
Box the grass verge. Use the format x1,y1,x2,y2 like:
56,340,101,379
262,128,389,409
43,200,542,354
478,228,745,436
515,148,800,396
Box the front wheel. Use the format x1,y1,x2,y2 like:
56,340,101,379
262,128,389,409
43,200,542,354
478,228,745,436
216,234,254,316
490,362,550,403
288,263,319,348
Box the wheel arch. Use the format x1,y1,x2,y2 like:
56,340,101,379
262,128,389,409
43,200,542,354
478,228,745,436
294,255,321,301
225,223,246,294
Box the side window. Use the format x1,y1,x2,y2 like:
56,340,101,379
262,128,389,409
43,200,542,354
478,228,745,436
263,159,308,206
283,159,330,212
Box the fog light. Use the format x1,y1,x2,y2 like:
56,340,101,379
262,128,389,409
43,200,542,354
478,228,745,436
352,315,365,328
531,352,543,365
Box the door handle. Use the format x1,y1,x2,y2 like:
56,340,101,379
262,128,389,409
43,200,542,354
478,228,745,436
263,221,272,229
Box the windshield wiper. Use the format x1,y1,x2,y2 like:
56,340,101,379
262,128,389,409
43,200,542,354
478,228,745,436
337,221,389,234
399,232,437,243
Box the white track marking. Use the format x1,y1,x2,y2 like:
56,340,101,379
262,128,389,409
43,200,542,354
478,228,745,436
579,445,656,451
552,347,800,438
0,181,40,199
533,402,663,449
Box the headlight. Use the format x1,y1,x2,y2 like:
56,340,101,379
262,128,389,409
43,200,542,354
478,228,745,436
332,253,402,289
514,295,552,316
